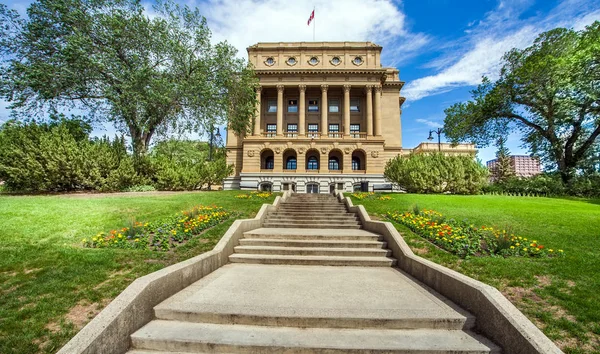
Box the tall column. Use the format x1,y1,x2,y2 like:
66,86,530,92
343,84,351,136
276,84,284,136
374,85,382,136
299,84,306,136
253,86,262,136
320,84,328,137
365,85,373,136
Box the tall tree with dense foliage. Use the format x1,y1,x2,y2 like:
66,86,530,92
0,0,257,160
491,136,515,182
443,22,600,184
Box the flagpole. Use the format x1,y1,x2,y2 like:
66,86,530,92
313,6,315,41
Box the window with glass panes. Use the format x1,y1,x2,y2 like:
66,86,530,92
350,98,360,112
287,99,298,113
308,100,319,112
287,124,298,132
308,124,318,132
329,99,339,113
350,124,360,133
307,156,318,170
328,157,340,170
286,156,297,170
266,124,276,134
267,99,277,113
328,124,339,132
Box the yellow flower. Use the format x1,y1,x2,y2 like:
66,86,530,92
549,249,554,252
510,246,515,249
523,248,528,252
135,238,139,242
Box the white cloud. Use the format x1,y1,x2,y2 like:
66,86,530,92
201,0,428,64
416,118,443,129
403,0,600,102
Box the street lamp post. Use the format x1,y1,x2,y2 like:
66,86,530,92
427,128,443,152
208,126,221,161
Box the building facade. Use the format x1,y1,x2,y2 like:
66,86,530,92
224,41,475,193
486,155,541,178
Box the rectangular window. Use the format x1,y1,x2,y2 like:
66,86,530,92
329,99,339,113
350,98,360,112
287,124,298,132
308,124,318,132
288,99,298,113
350,124,360,138
328,124,339,132
267,99,277,113
308,99,319,112
266,124,276,132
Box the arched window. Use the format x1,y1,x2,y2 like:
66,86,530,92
265,156,274,169
352,156,361,170
328,157,340,170
307,156,319,170
286,156,297,170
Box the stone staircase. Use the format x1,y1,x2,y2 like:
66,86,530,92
127,193,501,354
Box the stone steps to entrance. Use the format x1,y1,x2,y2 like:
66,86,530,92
234,245,391,257
229,254,396,266
130,320,500,354
124,194,502,354
239,238,387,248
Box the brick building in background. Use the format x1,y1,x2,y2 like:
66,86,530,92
486,155,541,178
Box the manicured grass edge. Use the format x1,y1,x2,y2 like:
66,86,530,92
336,191,562,354
56,191,291,354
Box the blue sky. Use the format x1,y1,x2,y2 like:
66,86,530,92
2,0,600,163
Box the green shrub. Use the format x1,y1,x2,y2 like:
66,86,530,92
384,152,489,194
483,173,600,198
124,185,157,192
0,118,139,192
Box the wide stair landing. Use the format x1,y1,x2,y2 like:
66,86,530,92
128,193,501,353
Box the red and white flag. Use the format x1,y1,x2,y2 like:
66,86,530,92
307,10,314,26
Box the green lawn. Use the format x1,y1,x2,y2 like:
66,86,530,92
352,193,600,354
0,191,276,354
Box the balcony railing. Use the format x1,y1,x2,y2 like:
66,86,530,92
328,132,342,138
307,132,320,139
263,132,277,138
284,132,298,138
351,132,367,139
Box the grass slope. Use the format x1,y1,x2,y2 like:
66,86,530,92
352,194,600,354
0,191,275,354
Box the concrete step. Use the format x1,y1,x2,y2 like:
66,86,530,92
279,204,347,209
234,246,391,257
282,202,345,207
239,238,387,248
229,254,396,266
271,211,355,216
131,320,500,353
266,215,358,222
243,228,381,241
262,222,361,229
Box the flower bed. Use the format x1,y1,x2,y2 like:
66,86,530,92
387,209,564,258
82,205,230,251
236,191,272,199
351,192,374,200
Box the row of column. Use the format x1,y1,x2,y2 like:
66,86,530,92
252,84,382,137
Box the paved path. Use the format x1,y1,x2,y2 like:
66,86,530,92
127,193,501,353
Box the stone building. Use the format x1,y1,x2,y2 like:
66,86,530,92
224,41,475,193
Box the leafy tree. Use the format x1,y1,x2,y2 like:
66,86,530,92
0,0,257,161
384,153,488,195
491,136,515,182
443,22,600,184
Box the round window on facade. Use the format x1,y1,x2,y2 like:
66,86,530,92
265,57,275,66
352,56,363,65
331,56,341,65
286,57,297,65
309,56,319,65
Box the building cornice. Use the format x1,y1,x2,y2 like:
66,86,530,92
254,68,389,76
